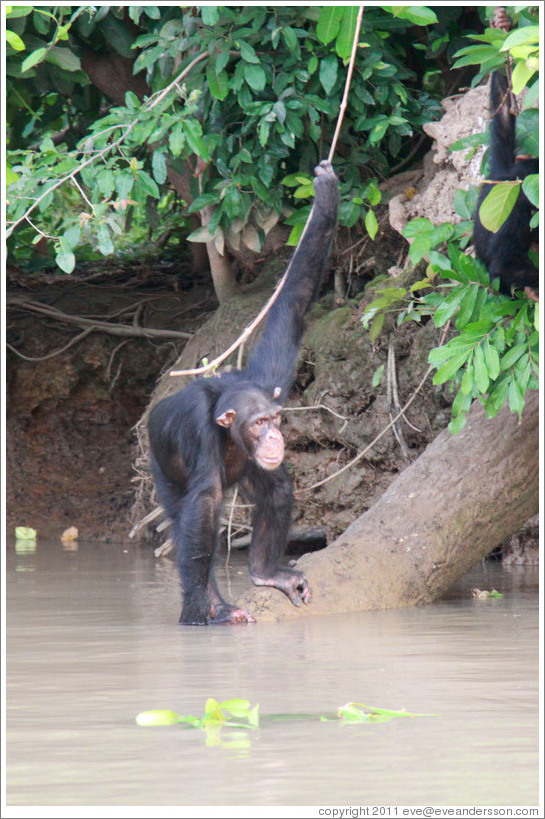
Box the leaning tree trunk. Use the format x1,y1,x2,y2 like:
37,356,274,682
238,389,539,622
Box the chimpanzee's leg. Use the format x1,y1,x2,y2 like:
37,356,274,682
154,474,219,624
153,462,255,625
240,464,312,606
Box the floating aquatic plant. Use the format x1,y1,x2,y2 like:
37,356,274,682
135,698,437,732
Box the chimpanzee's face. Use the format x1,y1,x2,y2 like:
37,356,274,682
215,388,284,470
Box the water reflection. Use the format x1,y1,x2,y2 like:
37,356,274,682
5,537,540,808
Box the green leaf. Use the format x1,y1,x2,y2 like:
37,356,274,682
61,226,81,249
219,699,251,718
6,163,19,186
319,54,338,96
115,173,134,199
451,385,473,417
316,6,344,45
483,340,500,381
372,364,385,387
201,6,220,26
427,250,453,272
204,697,223,722
186,225,214,243
21,46,47,72
182,120,210,161
206,63,229,101
408,232,432,265
55,250,76,274
500,25,540,51
282,26,298,52
45,46,81,72
135,710,181,727
473,345,489,394
451,45,498,69
460,367,474,395
247,704,260,728
500,344,526,370
133,45,164,74
448,413,467,435
6,29,26,51
243,63,266,91
7,6,34,17
137,171,160,199
369,312,385,341
433,288,467,327
455,285,479,329
15,526,37,539
392,6,438,25
169,123,185,157
428,345,456,365
508,379,525,417
364,209,378,240
151,150,167,185
478,182,520,232
187,193,220,213
403,217,431,239
511,59,537,95
97,169,115,198
336,6,358,59
238,40,260,64
432,351,471,385
96,224,114,255
484,375,510,417
522,175,539,208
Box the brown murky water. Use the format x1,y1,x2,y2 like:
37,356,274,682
5,537,540,808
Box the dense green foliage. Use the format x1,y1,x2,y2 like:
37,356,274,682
362,5,539,431
6,4,448,268
5,5,540,428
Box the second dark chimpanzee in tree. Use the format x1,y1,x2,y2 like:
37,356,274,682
148,160,339,625
473,71,539,299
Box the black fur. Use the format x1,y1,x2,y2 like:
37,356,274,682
473,71,539,296
148,161,339,624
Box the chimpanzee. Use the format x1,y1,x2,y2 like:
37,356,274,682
473,71,539,299
148,160,339,624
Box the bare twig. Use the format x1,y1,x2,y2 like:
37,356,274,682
283,402,349,433
386,338,411,460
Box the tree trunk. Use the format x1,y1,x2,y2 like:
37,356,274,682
238,390,539,621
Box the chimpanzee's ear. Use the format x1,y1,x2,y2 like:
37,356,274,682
215,409,236,428
273,387,282,399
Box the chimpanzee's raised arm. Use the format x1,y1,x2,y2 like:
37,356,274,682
244,160,339,399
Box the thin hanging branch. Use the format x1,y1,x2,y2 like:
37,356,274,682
328,6,365,163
